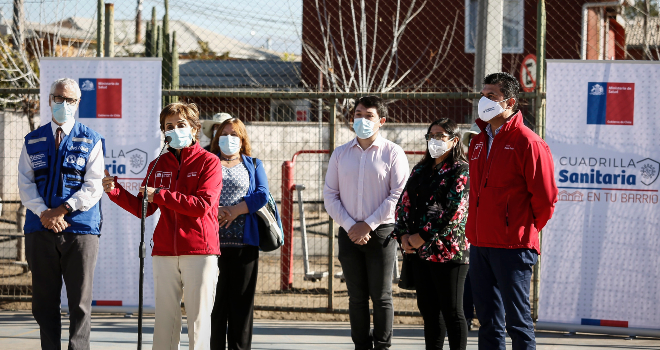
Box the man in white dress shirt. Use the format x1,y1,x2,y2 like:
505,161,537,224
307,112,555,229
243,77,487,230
324,96,409,350
18,78,105,350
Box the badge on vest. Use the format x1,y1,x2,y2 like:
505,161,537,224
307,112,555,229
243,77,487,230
471,142,484,160
29,153,47,168
69,145,89,153
155,171,172,189
66,155,87,167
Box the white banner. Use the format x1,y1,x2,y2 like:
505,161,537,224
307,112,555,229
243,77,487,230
540,60,660,330
40,58,162,308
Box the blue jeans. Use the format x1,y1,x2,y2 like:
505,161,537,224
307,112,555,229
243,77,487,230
469,246,538,350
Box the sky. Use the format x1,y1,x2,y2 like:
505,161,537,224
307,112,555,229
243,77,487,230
0,0,303,54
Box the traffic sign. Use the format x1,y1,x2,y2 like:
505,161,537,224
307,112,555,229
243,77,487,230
520,54,537,92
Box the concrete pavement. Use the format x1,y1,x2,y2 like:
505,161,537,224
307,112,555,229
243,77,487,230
1,311,659,349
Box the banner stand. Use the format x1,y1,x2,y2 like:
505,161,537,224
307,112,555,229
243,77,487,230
40,58,163,311
540,59,660,337
536,322,660,338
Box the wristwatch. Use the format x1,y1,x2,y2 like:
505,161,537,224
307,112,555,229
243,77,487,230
154,188,162,196
63,202,74,214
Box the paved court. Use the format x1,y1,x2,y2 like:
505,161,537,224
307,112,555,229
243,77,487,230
1,311,659,349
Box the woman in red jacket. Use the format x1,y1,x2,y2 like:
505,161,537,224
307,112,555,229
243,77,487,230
102,102,223,350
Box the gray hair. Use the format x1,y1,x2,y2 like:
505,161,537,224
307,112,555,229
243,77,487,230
50,78,81,98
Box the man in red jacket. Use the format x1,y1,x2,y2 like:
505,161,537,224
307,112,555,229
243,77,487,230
467,72,558,350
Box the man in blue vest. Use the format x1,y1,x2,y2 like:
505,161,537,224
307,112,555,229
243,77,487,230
18,78,105,350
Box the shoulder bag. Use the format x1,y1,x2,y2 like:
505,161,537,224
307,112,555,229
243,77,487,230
252,158,284,251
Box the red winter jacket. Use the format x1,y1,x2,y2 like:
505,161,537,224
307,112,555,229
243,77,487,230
107,142,223,256
466,111,558,253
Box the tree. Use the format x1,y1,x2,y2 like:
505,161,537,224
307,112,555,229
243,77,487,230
302,0,457,94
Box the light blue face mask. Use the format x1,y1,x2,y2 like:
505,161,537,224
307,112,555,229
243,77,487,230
165,127,193,149
353,118,377,139
52,102,76,124
218,135,241,155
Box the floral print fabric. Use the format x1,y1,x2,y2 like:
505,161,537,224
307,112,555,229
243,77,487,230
393,160,470,263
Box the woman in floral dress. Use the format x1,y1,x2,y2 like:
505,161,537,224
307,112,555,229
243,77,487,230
393,118,470,350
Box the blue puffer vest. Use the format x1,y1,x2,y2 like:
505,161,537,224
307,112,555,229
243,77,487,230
23,122,105,235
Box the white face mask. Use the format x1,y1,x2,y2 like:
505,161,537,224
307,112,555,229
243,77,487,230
478,96,510,122
52,102,76,124
218,135,241,155
428,138,451,158
165,127,193,149
353,118,378,139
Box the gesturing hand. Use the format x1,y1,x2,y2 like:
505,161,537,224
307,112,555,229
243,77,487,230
102,169,115,193
348,222,372,245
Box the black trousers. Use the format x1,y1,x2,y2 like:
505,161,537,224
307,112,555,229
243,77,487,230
338,225,396,350
463,269,475,320
210,245,259,350
413,258,469,350
25,231,99,350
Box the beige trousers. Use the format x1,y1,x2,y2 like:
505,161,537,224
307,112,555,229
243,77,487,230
152,255,219,350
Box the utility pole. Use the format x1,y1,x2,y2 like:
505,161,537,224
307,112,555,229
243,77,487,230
162,0,171,91
532,0,546,321
104,3,115,57
97,0,104,57
645,0,651,59
136,0,144,44
12,0,25,52
472,0,504,122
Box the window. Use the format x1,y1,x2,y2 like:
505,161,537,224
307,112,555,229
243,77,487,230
274,103,294,121
465,0,525,54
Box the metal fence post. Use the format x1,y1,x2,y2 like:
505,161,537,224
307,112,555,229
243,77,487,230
532,0,546,322
16,204,27,272
97,0,103,57
104,3,114,57
280,161,294,290
327,99,337,311
536,0,547,140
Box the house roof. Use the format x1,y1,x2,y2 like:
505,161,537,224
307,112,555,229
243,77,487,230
179,60,301,88
10,17,286,60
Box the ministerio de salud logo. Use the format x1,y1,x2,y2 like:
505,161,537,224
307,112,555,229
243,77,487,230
587,82,634,125
78,78,122,119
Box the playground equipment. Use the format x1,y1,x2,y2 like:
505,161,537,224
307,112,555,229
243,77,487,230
280,149,424,290
296,184,329,282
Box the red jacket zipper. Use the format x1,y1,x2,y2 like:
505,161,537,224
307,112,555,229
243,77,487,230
475,132,504,245
173,155,182,256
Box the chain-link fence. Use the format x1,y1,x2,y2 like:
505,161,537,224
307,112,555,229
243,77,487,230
1,0,659,319
0,90,540,317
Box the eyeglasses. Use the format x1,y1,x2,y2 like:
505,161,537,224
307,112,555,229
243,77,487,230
424,132,451,141
51,95,79,105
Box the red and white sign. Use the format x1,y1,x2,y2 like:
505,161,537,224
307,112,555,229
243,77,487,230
519,54,537,92
295,108,309,122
